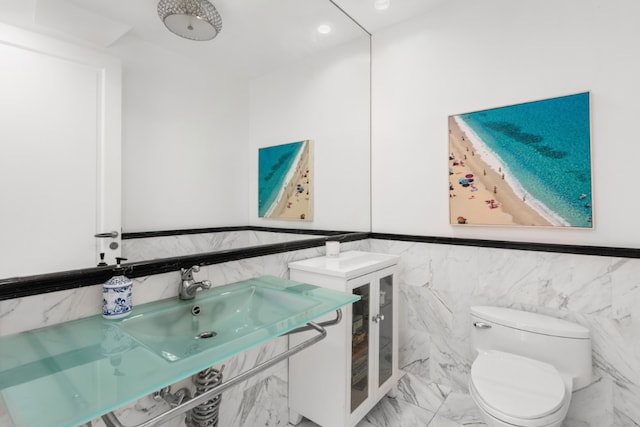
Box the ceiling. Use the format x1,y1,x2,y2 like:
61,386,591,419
332,0,445,34
0,0,444,78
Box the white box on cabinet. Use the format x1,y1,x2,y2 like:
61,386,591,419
288,251,401,427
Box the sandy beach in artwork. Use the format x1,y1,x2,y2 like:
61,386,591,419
265,141,312,220
449,116,551,226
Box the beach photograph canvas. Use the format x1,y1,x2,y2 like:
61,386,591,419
449,92,592,228
258,140,313,221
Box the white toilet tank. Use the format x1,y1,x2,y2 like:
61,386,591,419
471,306,592,390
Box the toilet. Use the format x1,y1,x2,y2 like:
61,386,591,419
469,306,592,427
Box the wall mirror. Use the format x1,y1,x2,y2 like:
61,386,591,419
0,0,371,285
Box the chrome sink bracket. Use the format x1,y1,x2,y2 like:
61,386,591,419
101,309,342,427
152,386,192,407
287,308,342,334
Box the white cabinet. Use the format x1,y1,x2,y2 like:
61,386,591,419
288,251,400,427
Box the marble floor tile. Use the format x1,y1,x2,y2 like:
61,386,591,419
361,396,436,427
428,391,486,427
395,372,451,413
287,381,463,427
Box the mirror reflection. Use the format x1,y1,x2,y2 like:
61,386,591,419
122,229,327,263
0,0,371,279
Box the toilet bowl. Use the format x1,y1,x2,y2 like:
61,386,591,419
468,306,592,427
469,350,571,427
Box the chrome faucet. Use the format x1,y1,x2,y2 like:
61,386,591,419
179,265,212,300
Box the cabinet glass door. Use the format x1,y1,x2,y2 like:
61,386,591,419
378,274,394,386
351,283,370,413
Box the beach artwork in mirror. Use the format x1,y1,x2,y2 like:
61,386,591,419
449,92,592,228
259,140,313,221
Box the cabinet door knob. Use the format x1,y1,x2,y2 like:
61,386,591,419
372,313,385,323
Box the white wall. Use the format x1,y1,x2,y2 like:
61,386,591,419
113,36,251,232
372,0,640,248
249,36,371,232
118,33,372,234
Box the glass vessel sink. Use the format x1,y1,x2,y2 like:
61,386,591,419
120,279,323,361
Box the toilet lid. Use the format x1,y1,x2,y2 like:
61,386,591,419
471,351,566,420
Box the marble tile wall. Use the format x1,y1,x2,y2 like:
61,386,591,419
3,236,638,426
369,239,640,427
0,235,366,427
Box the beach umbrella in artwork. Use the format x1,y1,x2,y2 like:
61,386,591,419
465,174,474,179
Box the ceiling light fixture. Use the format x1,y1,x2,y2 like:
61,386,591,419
157,0,222,41
374,0,390,11
317,24,332,34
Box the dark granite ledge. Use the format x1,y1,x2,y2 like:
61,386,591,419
2,229,639,301
0,232,366,301
122,225,352,239
370,233,640,258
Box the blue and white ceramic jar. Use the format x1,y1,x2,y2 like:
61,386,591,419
103,257,132,319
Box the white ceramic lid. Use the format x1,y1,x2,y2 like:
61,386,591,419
471,350,566,420
471,306,590,339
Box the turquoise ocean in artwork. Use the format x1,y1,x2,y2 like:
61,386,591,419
457,92,592,227
258,141,305,217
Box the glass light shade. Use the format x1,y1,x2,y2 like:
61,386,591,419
158,0,223,41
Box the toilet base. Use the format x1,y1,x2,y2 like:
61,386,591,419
477,409,564,427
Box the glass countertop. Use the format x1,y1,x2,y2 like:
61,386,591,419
0,276,358,427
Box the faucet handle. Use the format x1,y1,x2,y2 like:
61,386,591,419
181,265,200,280
201,280,212,289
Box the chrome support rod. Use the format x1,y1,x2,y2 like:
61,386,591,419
101,309,341,427
287,308,342,334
